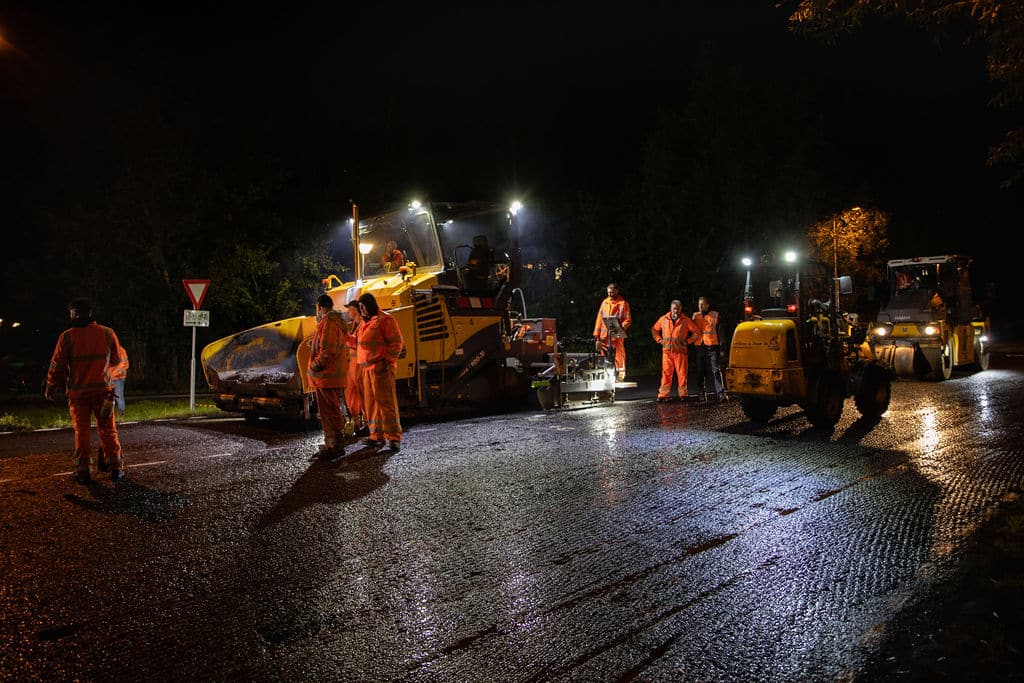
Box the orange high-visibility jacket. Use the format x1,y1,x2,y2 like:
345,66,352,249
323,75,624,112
46,322,129,399
651,312,699,353
357,310,404,372
593,296,631,340
691,310,720,346
308,310,348,389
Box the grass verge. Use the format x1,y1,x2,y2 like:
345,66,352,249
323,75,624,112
0,397,225,432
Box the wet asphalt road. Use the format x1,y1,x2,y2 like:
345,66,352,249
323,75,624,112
2,353,1023,682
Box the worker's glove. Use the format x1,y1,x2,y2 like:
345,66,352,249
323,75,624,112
594,339,602,353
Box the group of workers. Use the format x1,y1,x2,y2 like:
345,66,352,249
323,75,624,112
307,291,404,457
44,274,724,485
593,283,726,403
43,288,407,486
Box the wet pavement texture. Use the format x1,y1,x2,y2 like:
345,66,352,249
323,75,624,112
1,354,1023,682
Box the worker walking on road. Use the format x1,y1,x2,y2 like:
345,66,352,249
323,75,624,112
357,292,404,451
690,295,725,401
593,282,632,381
308,294,350,456
45,297,130,483
651,299,700,402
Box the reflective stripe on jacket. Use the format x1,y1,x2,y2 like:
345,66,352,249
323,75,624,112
308,310,347,389
692,310,720,346
651,312,698,353
357,311,404,372
47,322,128,399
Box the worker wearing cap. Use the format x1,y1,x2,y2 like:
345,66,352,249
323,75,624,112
45,297,130,483
308,294,349,455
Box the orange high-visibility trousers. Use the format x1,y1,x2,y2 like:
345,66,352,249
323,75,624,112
315,387,348,448
605,338,626,378
361,365,402,442
344,352,363,427
658,351,688,399
69,392,122,475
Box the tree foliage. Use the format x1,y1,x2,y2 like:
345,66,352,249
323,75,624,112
806,206,890,314
786,0,1024,186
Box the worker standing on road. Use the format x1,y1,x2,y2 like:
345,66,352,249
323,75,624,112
357,292,404,451
343,300,367,437
308,294,350,456
593,282,632,381
97,335,129,465
651,299,700,402
45,297,130,483
690,295,725,401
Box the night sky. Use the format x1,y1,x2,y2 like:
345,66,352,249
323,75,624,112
2,2,1021,323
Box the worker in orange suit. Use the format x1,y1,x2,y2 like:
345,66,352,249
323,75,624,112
45,297,130,483
96,335,129,465
593,282,632,381
380,240,405,270
343,300,366,436
308,294,350,456
651,299,700,402
356,292,404,451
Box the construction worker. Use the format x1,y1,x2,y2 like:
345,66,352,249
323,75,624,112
651,299,700,402
308,294,350,456
343,300,366,436
96,335,128,465
380,240,405,271
357,292,404,451
45,297,130,483
690,295,725,401
593,282,632,381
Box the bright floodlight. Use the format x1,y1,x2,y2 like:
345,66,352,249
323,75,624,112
741,257,752,267
784,251,797,263
408,200,422,211
509,200,523,216
358,242,373,255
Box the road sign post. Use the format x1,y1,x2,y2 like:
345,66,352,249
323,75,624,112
182,280,211,413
